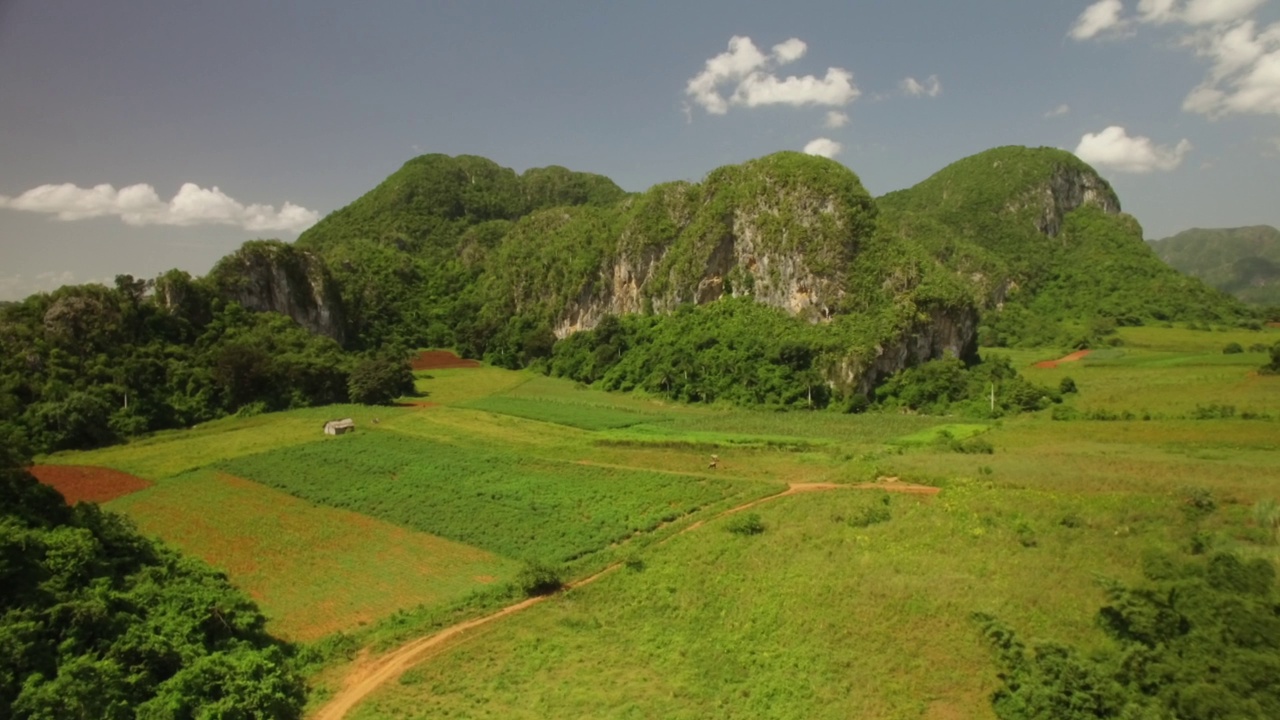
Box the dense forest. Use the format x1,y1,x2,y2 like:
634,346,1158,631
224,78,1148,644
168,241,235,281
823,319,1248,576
0,446,306,718
1149,225,1280,307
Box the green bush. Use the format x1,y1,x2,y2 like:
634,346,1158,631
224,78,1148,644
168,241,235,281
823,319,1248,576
515,561,563,596
1223,342,1244,354
846,498,892,528
726,512,766,536
1058,376,1077,394
951,437,995,454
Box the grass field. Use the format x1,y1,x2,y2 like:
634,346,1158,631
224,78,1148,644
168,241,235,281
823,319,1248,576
220,429,778,563
107,470,516,641
35,327,1280,720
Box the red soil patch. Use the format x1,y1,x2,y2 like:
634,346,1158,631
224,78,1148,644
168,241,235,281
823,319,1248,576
411,350,480,370
28,465,152,504
1034,349,1092,369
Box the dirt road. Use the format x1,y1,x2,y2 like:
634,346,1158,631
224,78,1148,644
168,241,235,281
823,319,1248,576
309,479,937,720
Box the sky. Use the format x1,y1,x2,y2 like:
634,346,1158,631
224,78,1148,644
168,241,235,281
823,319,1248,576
3,0,1280,300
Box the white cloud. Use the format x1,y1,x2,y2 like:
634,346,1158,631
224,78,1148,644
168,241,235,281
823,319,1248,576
0,181,319,233
1071,0,1128,40
824,110,850,128
772,38,807,64
900,75,942,98
1045,103,1072,118
1181,19,1280,117
802,137,843,158
1074,125,1193,172
1071,1,1280,118
685,36,859,115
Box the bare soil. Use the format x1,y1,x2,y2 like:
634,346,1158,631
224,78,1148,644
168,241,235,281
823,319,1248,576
1034,349,1092,369
28,465,152,504
411,350,481,370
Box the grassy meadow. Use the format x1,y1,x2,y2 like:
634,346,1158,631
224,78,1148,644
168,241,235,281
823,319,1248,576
36,324,1280,719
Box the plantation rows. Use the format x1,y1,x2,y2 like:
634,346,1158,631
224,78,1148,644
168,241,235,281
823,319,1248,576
221,430,767,562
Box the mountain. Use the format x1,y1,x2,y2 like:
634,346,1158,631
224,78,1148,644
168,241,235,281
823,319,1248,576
207,146,1246,403
1149,226,1280,306
878,146,1240,326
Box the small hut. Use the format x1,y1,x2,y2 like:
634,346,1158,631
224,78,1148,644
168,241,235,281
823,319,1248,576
323,418,355,436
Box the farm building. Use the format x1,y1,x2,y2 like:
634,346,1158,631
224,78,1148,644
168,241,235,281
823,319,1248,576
323,418,355,436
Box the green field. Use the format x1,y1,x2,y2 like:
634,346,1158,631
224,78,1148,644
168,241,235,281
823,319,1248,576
220,430,776,562
36,326,1280,720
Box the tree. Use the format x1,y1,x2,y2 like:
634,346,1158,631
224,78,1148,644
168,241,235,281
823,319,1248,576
347,356,415,405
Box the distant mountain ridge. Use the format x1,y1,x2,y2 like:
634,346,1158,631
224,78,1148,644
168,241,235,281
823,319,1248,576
1149,226,1280,306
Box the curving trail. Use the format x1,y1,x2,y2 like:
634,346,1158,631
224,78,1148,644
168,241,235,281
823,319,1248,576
1033,349,1092,369
309,480,937,720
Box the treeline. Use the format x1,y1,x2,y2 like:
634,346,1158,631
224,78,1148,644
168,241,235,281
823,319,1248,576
0,274,413,456
0,452,305,718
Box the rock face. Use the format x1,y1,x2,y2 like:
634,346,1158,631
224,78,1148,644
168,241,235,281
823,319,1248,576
1017,163,1121,237
548,154,875,339
208,241,345,344
838,306,981,396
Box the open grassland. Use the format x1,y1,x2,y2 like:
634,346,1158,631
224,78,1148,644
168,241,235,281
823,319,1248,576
107,470,516,642
461,395,666,430
347,480,1271,720
220,430,779,563
42,404,415,480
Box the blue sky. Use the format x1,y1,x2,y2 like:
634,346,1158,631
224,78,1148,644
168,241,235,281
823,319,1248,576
3,0,1279,300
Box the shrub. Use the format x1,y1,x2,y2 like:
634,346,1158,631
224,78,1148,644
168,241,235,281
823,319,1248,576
1059,513,1084,529
951,437,995,455
1014,521,1038,548
1248,343,1269,353
1180,486,1217,522
1222,342,1244,354
847,496,892,528
1058,376,1077,394
726,512,765,536
515,561,563,596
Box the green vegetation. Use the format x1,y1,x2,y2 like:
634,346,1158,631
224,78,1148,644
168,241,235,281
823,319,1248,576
0,460,305,718
462,395,663,430
976,551,1279,719
220,430,771,563
1150,225,1280,306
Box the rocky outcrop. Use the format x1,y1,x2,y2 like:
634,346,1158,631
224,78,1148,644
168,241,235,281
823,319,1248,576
208,241,346,344
550,154,873,338
1013,164,1121,237
833,305,980,396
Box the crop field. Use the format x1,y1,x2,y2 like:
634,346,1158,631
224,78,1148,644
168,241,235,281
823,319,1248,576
107,470,516,641
29,465,152,504
220,429,778,562
461,395,666,430
36,326,1280,720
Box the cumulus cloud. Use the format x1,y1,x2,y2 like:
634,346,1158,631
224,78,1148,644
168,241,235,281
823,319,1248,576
1075,125,1193,172
0,182,319,233
685,36,860,115
824,110,850,128
802,137,843,158
1071,0,1128,40
900,75,942,97
1045,103,1072,118
1072,0,1280,118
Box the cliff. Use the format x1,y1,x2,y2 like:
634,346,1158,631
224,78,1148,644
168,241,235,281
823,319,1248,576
207,240,346,344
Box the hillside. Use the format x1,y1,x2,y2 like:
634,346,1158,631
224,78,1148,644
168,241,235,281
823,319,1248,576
878,147,1243,332
1150,225,1280,306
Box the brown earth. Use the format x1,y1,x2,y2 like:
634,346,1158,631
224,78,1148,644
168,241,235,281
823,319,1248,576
1034,349,1092,369
28,465,152,504
310,479,939,720
411,350,481,370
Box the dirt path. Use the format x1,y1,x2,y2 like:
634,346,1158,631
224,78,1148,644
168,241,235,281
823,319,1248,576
309,479,937,720
1034,349,1092,369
